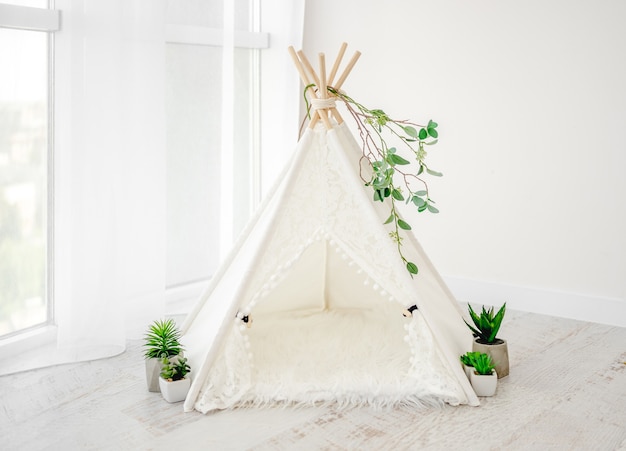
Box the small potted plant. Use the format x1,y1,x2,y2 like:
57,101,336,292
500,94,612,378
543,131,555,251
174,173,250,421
159,356,191,403
143,319,183,392
464,302,509,378
460,351,481,379
469,352,497,396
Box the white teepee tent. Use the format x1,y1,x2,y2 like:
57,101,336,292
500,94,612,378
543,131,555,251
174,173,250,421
180,45,479,413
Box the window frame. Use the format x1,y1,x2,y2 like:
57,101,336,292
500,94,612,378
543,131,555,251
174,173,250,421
0,3,59,32
0,2,59,341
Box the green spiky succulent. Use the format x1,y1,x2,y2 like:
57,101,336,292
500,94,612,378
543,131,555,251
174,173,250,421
464,303,506,344
472,353,496,376
143,318,183,359
460,351,482,367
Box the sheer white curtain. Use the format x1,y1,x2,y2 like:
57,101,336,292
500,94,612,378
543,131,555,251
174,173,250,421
54,0,167,362
163,0,305,303
259,0,306,198
221,0,307,248
27,0,305,367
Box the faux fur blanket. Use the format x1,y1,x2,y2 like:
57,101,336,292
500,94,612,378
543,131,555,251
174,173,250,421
193,306,464,413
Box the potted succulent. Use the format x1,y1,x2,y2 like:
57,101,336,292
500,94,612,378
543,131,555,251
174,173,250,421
464,302,509,378
470,353,498,396
469,352,498,396
143,319,183,392
460,351,481,379
159,356,191,403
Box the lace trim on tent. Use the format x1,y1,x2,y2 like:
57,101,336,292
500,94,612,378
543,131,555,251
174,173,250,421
193,321,251,411
237,127,418,318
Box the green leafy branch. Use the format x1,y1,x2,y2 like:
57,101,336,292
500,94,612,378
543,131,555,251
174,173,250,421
326,87,442,277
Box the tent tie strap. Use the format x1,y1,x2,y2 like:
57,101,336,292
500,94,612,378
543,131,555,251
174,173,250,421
236,312,253,328
402,305,418,318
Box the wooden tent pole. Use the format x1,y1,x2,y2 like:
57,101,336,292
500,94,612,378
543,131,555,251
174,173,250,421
288,46,313,93
334,50,361,92
319,53,327,99
299,50,331,129
309,111,321,129
289,44,361,130
327,42,347,87
318,53,329,125
288,46,322,129
329,106,344,126
325,42,348,125
297,50,320,89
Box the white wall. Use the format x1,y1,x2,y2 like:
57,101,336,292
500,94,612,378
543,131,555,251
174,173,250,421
303,0,626,325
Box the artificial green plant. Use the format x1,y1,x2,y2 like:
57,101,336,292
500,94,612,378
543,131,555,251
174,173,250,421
464,303,507,344
144,318,183,360
472,352,496,376
460,351,482,367
160,356,191,382
305,86,442,277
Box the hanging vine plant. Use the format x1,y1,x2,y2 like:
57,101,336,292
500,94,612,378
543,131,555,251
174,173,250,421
305,88,442,277
292,44,443,277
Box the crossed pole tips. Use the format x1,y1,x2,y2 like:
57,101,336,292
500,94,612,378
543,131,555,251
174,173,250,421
288,42,361,130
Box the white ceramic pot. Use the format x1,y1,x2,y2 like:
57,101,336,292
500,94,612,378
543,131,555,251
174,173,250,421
159,376,191,403
470,369,498,396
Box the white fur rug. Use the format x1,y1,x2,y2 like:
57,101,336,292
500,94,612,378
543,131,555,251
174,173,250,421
193,306,464,413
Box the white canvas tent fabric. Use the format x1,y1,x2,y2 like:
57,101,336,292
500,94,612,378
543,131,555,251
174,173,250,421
180,119,480,413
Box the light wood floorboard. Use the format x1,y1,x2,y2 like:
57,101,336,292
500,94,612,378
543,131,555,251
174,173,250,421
1,310,625,450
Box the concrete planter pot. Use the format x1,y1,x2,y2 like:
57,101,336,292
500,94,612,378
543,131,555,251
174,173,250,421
470,369,498,396
145,358,163,392
145,353,184,392
473,338,509,379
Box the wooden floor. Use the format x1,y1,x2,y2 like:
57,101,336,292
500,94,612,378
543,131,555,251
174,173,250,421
1,309,625,450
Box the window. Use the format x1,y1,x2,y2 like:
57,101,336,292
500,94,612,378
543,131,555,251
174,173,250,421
1,1,279,337
164,0,268,294
0,1,300,366
0,2,59,338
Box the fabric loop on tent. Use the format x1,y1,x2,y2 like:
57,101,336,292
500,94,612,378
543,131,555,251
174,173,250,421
402,305,419,318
